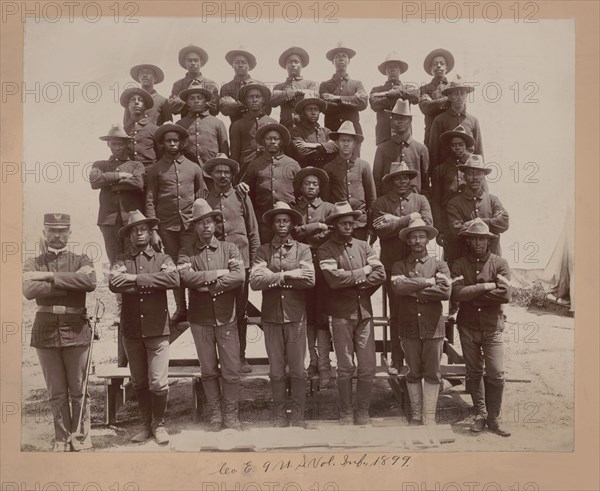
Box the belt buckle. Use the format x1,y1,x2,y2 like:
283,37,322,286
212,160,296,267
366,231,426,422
52,305,67,315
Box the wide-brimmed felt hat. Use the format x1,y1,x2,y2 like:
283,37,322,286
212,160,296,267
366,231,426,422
44,213,70,228
237,82,271,105
225,47,257,70
294,97,326,114
385,99,412,117
154,122,189,143
329,121,364,144
423,48,455,74
204,153,240,175
325,201,362,225
188,198,222,225
378,52,408,75
130,63,164,84
293,166,329,195
456,154,491,175
457,217,497,239
179,86,213,103
399,217,438,242
382,161,418,183
255,123,291,147
178,45,209,69
441,74,475,95
326,41,356,61
279,46,309,68
99,123,133,141
440,125,475,148
120,87,154,109
118,210,159,238
262,201,303,226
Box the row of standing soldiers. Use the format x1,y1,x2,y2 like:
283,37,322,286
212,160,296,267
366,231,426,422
23,43,512,451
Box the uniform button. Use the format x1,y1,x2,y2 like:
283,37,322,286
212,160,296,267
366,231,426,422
348,194,352,198
476,270,480,274
212,298,216,302
223,219,227,223
140,314,144,318
477,308,481,312
418,313,422,316
224,233,228,237
281,295,285,299
140,266,143,270
208,258,211,261
140,299,144,302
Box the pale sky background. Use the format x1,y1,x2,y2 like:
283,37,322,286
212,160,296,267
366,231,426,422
23,17,574,271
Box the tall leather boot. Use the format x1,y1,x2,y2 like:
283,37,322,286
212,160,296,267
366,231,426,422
130,388,153,442
289,378,306,427
202,379,223,431
151,390,170,445
270,379,288,427
354,380,373,426
222,381,242,430
170,287,187,324
467,376,487,432
337,378,354,425
485,378,511,437
317,328,332,389
406,381,424,425
423,381,440,426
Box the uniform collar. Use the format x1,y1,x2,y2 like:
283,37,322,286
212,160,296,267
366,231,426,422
211,186,234,198
300,119,321,131
297,197,323,209
430,76,448,86
286,75,304,82
331,235,354,246
467,250,491,263
196,237,220,251
448,107,467,117
132,245,155,257
332,72,350,82
387,189,412,202
407,252,431,264
133,116,150,126
243,110,266,120
335,155,356,165
47,246,67,255
192,110,210,118
384,79,402,87
108,155,130,163
461,187,485,200
163,155,185,165
185,72,205,82
271,237,295,249
391,134,413,145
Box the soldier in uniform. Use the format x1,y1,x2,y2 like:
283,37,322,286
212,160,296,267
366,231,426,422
178,199,246,430
121,87,159,167
250,202,315,427
23,213,97,451
318,202,386,425
390,218,451,425
125,63,172,126
109,210,179,444
450,218,512,437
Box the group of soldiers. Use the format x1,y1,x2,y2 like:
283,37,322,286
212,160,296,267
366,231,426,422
23,43,513,451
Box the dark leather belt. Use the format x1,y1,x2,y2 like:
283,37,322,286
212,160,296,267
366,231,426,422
37,306,86,315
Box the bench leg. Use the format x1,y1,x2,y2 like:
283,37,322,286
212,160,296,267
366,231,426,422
193,377,205,423
105,377,124,425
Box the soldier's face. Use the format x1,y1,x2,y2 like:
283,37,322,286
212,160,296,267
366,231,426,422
195,217,216,242
392,174,412,195
333,52,349,71
448,89,469,106
232,55,250,77
430,55,447,77
245,88,264,112
272,214,293,237
185,53,202,75
334,216,354,240
302,104,320,124
138,67,157,87
107,139,129,160
466,236,489,256
337,135,356,157
285,54,303,77
263,130,283,154
210,164,233,188
187,93,208,113
391,114,412,134
450,137,467,158
162,132,182,156
128,95,146,115
301,175,320,199
464,168,486,191
43,226,71,249
129,224,151,248
407,230,429,254
385,62,402,80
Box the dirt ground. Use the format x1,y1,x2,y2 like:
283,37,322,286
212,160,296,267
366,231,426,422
21,282,574,452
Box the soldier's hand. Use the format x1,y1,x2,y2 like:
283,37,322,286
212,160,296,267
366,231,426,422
362,265,373,276
435,272,451,286
118,172,133,180
150,230,163,252
236,182,250,196
483,282,497,291
319,223,330,232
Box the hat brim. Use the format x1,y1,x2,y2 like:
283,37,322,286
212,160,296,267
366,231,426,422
179,46,209,69
118,218,160,238
458,230,498,239
188,209,223,225
225,50,257,70
382,170,418,183
120,88,154,110
255,123,291,147
99,135,133,141
130,64,165,84
44,224,70,229
262,208,303,226
399,225,438,242
330,131,364,144
423,48,455,74
293,167,329,193
440,131,475,148
179,87,213,103
155,124,189,143
442,85,475,96
279,47,309,69
456,164,492,175
326,47,356,61
384,109,413,116
294,97,326,114
325,210,362,225
204,157,240,175
378,59,409,76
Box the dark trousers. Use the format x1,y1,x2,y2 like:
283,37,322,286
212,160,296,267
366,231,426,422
236,270,250,360
122,335,170,393
306,254,332,371
385,277,404,367
457,327,504,383
36,345,91,451
400,337,444,384
190,321,241,383
331,317,376,382
159,226,195,310
263,321,307,382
